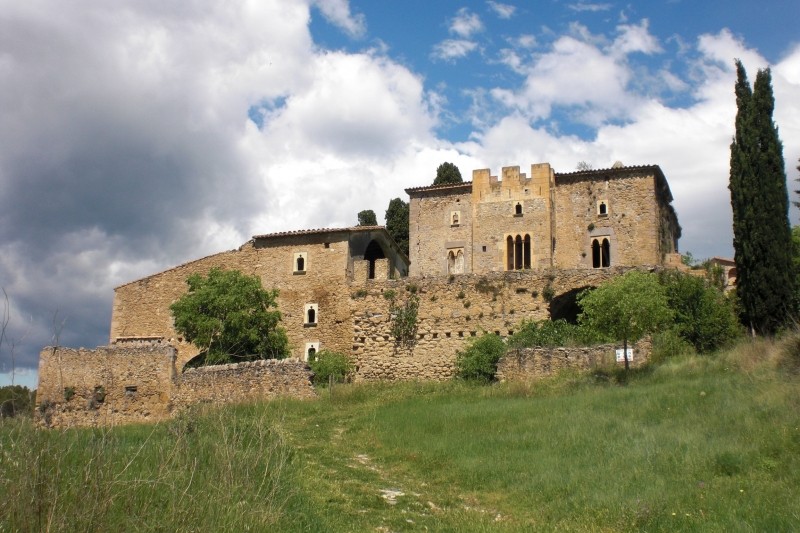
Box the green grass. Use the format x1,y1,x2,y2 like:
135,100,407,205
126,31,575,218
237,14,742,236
3,338,800,531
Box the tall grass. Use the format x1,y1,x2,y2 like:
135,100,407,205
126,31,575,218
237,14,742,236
2,337,800,531
0,404,295,532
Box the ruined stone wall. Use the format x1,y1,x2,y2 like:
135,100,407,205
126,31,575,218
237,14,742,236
173,359,316,407
36,345,315,427
553,170,660,269
408,186,473,277
36,344,177,427
496,339,651,381
111,235,355,367
349,269,625,381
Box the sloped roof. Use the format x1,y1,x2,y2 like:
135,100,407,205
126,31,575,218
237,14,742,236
404,181,474,194
252,226,384,239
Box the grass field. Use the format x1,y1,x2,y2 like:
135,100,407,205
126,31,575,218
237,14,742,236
2,339,800,531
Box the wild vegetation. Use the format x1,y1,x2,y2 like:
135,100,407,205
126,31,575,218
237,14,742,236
3,335,800,531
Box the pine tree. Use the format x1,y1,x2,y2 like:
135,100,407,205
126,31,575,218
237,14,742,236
433,162,463,185
384,198,409,257
729,60,795,334
357,210,377,226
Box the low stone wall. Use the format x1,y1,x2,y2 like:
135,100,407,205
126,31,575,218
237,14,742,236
496,338,651,381
173,359,316,408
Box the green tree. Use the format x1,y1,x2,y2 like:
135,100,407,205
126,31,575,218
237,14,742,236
0,385,34,418
793,159,800,208
308,349,353,386
729,60,795,335
384,198,409,256
357,210,377,226
170,268,289,365
433,162,463,185
658,270,740,353
578,271,673,371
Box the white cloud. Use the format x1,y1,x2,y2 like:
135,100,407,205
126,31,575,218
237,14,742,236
450,8,484,38
310,0,366,38
487,1,516,19
431,39,479,61
611,20,662,56
568,2,612,12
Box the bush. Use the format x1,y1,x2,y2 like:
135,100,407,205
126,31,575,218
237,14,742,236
308,350,353,386
455,333,507,383
658,270,741,353
650,328,696,364
508,319,608,348
778,328,800,375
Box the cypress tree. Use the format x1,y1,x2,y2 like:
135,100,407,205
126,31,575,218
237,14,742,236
729,60,795,334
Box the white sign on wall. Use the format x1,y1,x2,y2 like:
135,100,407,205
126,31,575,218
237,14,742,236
615,348,634,362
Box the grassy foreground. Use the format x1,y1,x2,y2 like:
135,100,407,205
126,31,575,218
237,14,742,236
2,339,800,531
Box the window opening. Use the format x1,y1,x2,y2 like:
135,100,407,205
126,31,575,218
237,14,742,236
515,203,523,215
452,212,459,225
296,256,305,271
307,346,316,359
599,202,607,215
364,240,385,280
307,307,316,324
506,234,532,271
591,238,611,268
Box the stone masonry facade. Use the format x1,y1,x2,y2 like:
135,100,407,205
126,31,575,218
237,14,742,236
36,162,681,426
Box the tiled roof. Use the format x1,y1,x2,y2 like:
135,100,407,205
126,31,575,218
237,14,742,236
252,226,384,239
405,181,473,194
554,163,661,178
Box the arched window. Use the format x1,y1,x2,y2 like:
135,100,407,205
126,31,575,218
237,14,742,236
591,238,611,268
447,250,456,274
307,307,316,324
455,250,464,274
598,202,607,215
506,234,532,271
296,256,305,272
307,346,316,360
515,203,523,215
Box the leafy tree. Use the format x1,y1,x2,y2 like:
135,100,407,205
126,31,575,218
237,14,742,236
455,332,507,383
170,268,289,365
658,270,740,353
729,60,795,335
384,198,409,256
578,271,673,371
793,158,800,209
357,210,377,226
433,162,463,185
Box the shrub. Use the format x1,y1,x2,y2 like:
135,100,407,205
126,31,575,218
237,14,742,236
778,328,800,375
658,270,741,353
455,333,507,383
508,319,608,348
308,350,353,386
650,328,696,364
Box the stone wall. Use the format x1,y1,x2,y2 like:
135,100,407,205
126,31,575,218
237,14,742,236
36,344,177,427
348,268,634,381
173,359,316,408
36,344,315,428
496,338,651,381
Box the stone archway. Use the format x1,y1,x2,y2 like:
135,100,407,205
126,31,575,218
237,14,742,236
364,240,386,279
549,286,594,324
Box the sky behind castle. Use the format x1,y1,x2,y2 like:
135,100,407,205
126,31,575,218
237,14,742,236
2,0,800,387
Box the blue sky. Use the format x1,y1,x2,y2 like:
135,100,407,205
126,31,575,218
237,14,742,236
1,0,799,387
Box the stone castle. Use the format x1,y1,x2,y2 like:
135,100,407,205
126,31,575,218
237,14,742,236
36,162,681,426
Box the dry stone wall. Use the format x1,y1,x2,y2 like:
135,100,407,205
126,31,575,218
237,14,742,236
36,344,177,427
348,268,635,381
173,359,316,408
496,338,651,381
36,344,315,428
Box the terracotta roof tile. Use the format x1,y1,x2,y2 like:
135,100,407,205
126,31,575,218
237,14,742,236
405,181,473,194
252,226,384,239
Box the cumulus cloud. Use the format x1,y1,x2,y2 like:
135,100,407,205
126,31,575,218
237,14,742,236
487,1,516,19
